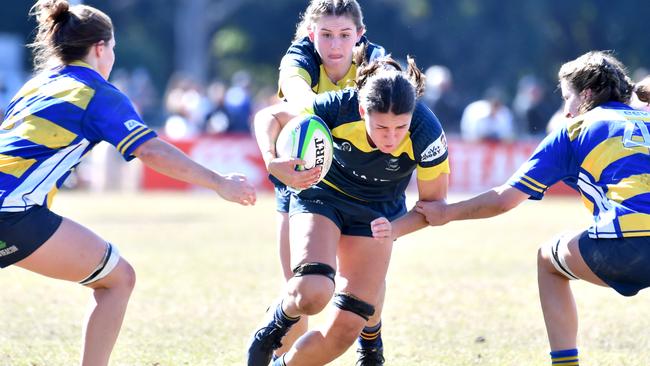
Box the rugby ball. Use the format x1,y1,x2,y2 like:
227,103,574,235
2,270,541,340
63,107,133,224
275,114,333,188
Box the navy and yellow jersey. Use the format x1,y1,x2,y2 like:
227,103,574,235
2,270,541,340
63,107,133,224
509,102,650,238
278,35,386,99
0,61,157,212
308,89,450,202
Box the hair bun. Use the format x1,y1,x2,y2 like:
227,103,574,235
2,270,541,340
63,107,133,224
33,0,70,26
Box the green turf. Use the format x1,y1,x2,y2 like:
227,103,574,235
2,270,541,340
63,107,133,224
1,192,649,365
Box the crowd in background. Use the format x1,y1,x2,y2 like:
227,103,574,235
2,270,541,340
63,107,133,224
97,63,650,144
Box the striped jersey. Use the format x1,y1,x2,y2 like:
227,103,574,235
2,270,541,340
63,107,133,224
309,89,449,202
509,102,650,238
0,61,157,212
278,35,386,100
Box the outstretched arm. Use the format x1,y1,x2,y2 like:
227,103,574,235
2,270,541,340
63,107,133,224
133,138,256,206
371,173,449,241
415,184,528,226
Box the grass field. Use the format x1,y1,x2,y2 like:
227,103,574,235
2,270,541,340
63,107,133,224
1,191,650,366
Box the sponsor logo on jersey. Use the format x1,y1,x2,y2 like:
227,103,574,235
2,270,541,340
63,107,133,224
0,243,18,257
385,158,400,172
124,119,145,131
420,134,447,162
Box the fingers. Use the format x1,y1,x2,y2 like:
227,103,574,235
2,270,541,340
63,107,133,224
292,166,322,190
370,217,392,240
238,184,257,206
287,157,306,167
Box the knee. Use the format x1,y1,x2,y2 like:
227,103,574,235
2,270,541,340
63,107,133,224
290,280,333,315
113,259,137,293
289,262,336,315
537,238,579,280
80,243,135,293
89,258,136,295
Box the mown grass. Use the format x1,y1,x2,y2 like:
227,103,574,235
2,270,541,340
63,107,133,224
1,192,649,365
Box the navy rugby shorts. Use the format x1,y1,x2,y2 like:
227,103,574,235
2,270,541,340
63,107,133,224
579,230,650,296
269,174,291,213
274,183,292,213
289,184,406,237
0,205,63,268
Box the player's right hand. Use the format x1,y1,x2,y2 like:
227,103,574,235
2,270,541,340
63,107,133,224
414,200,450,226
216,173,257,206
268,157,321,190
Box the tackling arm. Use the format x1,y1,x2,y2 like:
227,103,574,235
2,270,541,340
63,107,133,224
391,172,450,239
133,138,256,205
415,184,529,226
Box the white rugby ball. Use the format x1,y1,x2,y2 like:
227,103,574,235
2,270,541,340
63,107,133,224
275,114,333,188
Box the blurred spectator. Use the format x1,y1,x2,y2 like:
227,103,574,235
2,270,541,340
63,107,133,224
111,67,159,124
163,73,211,139
224,70,253,133
204,80,231,134
512,75,557,137
461,86,515,142
422,65,463,134
546,107,569,134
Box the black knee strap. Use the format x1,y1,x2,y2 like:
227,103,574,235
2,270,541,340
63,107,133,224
292,262,335,283
333,292,375,320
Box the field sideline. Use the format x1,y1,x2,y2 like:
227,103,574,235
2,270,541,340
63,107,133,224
1,191,649,366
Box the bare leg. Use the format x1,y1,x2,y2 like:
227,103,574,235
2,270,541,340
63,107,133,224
537,232,606,351
283,234,393,365
276,212,308,356
16,218,135,366
247,213,339,365
365,281,385,329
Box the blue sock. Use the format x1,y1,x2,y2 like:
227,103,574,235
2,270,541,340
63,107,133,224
274,300,300,329
358,321,382,349
550,348,579,365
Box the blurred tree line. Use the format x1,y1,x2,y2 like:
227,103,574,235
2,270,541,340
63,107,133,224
2,0,648,102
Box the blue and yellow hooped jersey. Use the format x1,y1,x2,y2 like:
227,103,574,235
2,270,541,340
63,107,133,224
278,35,386,99
309,89,449,202
0,61,157,212
509,102,650,238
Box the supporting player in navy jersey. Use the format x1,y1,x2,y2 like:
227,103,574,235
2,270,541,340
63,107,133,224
416,51,650,366
0,1,255,365
248,55,450,366
272,1,387,364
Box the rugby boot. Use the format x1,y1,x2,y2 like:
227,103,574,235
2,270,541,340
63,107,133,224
356,346,385,366
247,302,297,366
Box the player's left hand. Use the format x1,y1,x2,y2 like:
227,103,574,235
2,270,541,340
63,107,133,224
415,200,450,226
370,217,392,241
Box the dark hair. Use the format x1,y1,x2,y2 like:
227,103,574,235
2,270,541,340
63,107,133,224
355,55,425,115
558,50,633,114
29,0,113,71
293,0,365,41
636,76,650,104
